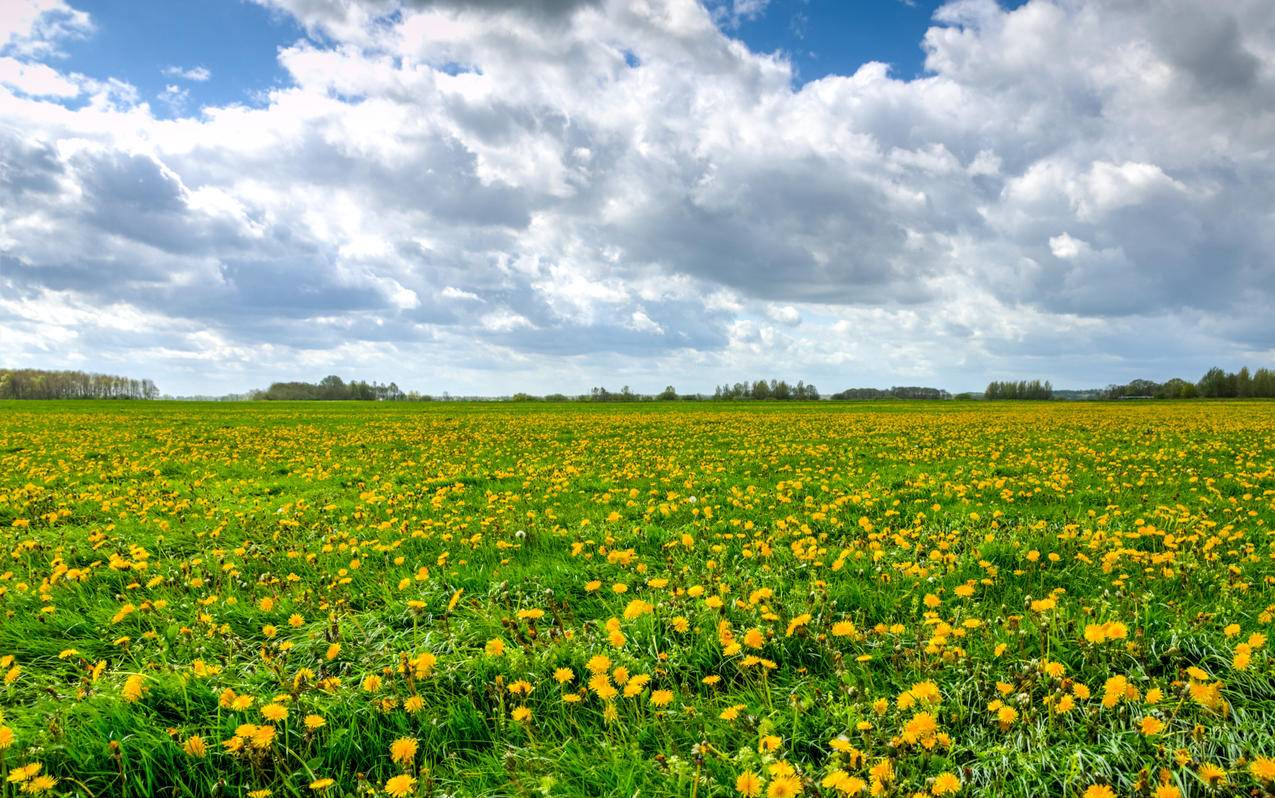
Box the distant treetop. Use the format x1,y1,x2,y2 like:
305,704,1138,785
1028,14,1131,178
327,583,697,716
0,369,158,400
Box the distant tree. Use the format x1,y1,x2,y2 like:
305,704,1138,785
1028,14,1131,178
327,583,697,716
657,385,678,401
1158,378,1197,399
0,369,160,399
985,380,1053,400
1197,367,1235,398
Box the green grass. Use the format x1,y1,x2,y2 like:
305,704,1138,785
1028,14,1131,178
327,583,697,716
0,399,1272,798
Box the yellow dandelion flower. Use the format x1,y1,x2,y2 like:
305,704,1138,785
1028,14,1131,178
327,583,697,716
384,774,416,798
736,771,763,797
390,737,418,765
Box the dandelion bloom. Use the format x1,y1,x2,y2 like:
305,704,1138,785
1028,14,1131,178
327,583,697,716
766,774,802,798
309,778,335,791
931,772,961,795
996,705,1018,728
1251,757,1275,782
384,774,416,798
183,736,207,758
512,706,532,722
122,674,146,702
485,639,505,656
1197,763,1226,786
1082,786,1115,798
1139,716,1165,735
586,655,612,674
0,726,14,749
304,714,326,730
651,689,674,707
390,737,418,765
736,771,763,797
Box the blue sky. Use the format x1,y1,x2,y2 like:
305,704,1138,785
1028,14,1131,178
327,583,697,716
59,0,304,113
730,0,1014,82
54,1,1024,114
1,0,1273,396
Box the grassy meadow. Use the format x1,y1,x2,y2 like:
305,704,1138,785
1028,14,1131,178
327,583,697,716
0,400,1273,798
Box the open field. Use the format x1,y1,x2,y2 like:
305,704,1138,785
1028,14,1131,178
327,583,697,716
1,400,1273,798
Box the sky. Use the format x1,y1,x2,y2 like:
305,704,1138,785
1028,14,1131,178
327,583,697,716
1,0,1273,397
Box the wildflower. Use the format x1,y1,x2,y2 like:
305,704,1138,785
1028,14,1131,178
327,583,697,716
996,705,1018,728
511,706,531,722
767,774,802,798
304,714,326,730
736,771,763,797
508,679,533,696
390,737,418,765
250,725,275,750
1140,716,1165,735
183,735,207,757
586,655,612,674
485,638,505,656
1197,763,1226,786
1250,758,1275,782
384,774,416,797
931,772,961,795
309,778,335,791
262,703,288,722
786,613,812,636
1082,786,1115,798
122,674,146,702
651,689,674,707
0,726,14,749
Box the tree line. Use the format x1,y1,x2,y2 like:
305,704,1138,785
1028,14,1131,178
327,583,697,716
253,375,426,401
0,368,159,400
984,380,1054,400
712,380,821,400
1103,367,1275,399
830,386,951,400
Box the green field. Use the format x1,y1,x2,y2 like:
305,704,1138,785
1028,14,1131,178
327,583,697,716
1,400,1273,798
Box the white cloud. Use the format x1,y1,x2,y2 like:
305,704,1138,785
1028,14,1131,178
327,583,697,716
0,0,92,57
1048,233,1083,259
765,304,801,326
0,55,78,96
157,83,190,111
162,65,212,82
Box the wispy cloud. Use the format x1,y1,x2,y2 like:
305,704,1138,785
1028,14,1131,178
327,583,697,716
162,65,212,81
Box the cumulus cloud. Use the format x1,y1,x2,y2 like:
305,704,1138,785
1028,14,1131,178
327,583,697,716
1,0,1273,394
0,0,92,57
0,55,78,95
